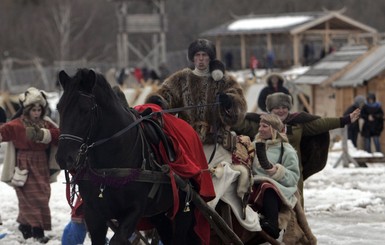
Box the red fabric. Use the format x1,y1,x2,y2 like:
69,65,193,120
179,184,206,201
0,117,60,149
134,68,143,83
249,182,282,211
134,103,215,245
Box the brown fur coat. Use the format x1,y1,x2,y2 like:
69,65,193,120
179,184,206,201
147,68,247,144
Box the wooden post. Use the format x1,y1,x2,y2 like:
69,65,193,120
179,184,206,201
240,34,246,69
292,34,300,66
333,126,359,168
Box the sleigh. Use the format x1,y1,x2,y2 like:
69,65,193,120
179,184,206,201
126,173,317,245
56,68,316,245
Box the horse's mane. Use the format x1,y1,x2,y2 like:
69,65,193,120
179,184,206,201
74,68,119,107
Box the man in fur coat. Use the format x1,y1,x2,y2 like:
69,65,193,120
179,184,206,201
146,39,264,235
147,38,246,145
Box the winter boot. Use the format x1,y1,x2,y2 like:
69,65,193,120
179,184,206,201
32,227,50,244
18,224,32,239
260,217,281,239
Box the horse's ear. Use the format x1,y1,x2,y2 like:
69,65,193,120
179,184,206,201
58,70,71,89
79,69,96,94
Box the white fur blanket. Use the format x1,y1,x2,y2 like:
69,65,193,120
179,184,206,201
204,144,261,232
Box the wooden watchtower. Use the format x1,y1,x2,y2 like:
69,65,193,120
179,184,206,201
111,0,167,72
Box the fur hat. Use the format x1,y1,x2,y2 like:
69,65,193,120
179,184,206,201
187,39,216,62
260,114,288,141
209,59,225,81
266,92,292,112
265,72,286,86
19,87,48,108
354,95,366,107
367,92,376,102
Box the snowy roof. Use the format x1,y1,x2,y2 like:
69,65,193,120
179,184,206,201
293,45,368,85
332,43,385,88
201,11,377,37
228,15,313,32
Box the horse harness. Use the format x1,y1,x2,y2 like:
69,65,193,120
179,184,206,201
59,93,176,207
59,92,221,209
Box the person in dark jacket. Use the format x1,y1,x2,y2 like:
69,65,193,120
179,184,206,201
343,95,366,147
360,93,384,153
257,73,291,112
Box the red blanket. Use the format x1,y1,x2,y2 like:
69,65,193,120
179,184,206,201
134,104,215,245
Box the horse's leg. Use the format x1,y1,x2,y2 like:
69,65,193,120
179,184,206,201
109,204,145,245
149,213,173,245
84,211,109,245
173,194,200,245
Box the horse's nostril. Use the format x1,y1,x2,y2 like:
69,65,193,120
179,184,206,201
55,152,75,170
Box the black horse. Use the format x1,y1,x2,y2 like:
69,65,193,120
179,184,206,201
55,69,201,245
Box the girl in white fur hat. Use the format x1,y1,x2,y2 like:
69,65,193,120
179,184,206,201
0,87,60,243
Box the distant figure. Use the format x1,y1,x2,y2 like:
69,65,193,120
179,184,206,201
249,55,259,77
266,50,275,71
116,68,129,87
133,67,144,84
319,45,335,60
344,95,366,147
0,106,6,124
361,93,384,153
257,73,291,112
303,42,315,66
225,51,234,70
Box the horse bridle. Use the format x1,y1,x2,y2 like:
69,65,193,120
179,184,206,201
58,92,100,170
59,92,151,171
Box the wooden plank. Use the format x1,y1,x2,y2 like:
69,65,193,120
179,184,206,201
353,157,385,167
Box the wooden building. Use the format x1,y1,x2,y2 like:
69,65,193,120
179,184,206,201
201,10,377,70
294,42,385,152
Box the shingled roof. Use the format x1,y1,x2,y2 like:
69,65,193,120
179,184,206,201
332,42,385,87
293,45,369,85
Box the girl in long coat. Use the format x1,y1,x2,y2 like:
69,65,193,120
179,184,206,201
0,87,60,243
250,114,300,239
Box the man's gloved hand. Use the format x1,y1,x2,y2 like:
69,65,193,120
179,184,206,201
145,95,168,109
255,142,274,169
218,92,232,109
26,125,44,142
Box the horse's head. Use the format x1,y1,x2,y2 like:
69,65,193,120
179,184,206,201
57,68,128,168
55,69,99,170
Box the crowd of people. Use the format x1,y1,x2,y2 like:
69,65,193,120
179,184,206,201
0,37,382,244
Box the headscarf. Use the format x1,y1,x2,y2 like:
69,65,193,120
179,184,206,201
259,114,288,142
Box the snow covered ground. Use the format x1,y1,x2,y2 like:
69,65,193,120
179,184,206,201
304,141,385,244
0,140,384,244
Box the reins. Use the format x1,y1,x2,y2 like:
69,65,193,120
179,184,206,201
59,101,221,151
